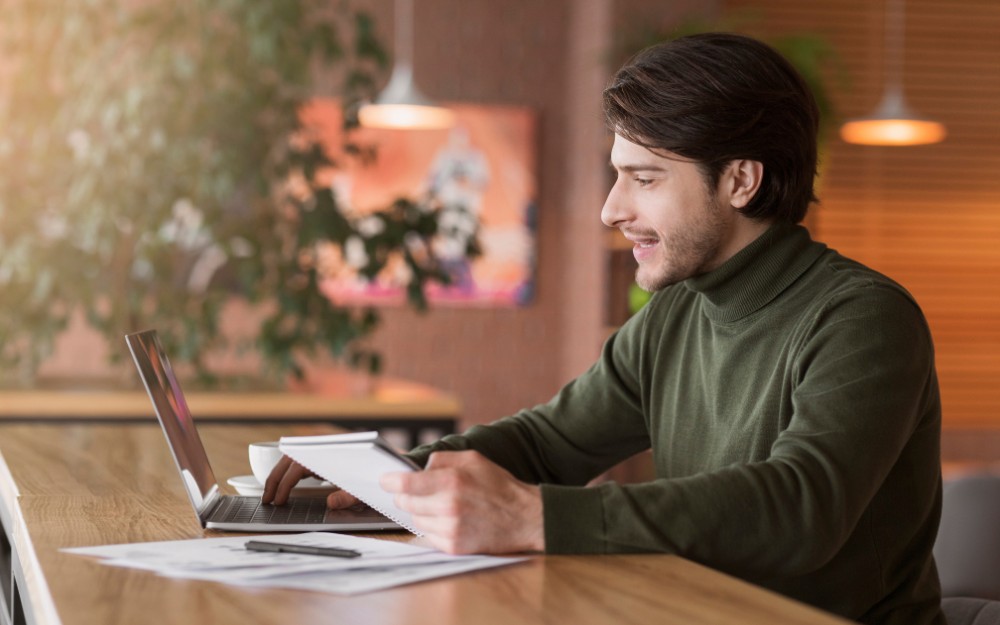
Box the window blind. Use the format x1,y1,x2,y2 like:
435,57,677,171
725,0,1000,426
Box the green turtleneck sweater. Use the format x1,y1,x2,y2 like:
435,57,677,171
409,223,944,625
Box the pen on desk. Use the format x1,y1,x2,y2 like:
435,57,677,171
244,540,362,558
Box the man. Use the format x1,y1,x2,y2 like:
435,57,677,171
264,33,944,625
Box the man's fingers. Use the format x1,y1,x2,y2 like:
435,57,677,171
261,456,294,503
261,458,313,506
327,489,358,509
376,449,543,553
381,468,465,496
424,450,482,470
380,471,407,493
394,491,461,516
272,463,309,506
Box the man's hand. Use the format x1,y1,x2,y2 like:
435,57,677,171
260,455,358,509
380,450,545,555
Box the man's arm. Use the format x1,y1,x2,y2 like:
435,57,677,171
539,285,939,576
379,306,654,554
390,285,939,579
262,306,653,516
405,305,655,484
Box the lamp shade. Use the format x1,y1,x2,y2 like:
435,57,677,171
840,0,945,147
358,64,454,130
357,0,454,130
840,87,946,146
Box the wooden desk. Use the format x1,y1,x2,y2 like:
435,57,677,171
0,423,851,625
0,374,460,449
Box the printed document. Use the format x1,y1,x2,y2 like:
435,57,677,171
65,532,525,595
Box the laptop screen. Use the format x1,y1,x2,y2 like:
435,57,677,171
126,329,219,518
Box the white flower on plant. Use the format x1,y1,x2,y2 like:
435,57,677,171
436,234,468,259
383,251,413,285
414,197,435,214
286,171,311,202
66,129,90,161
435,205,478,260
131,256,154,281
160,198,210,250
229,236,254,258
329,173,355,212
344,235,368,269
356,215,385,237
403,231,424,252
403,231,431,267
316,240,346,278
36,209,68,241
187,243,228,293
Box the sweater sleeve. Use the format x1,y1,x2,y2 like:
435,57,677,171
406,303,653,486
542,284,940,577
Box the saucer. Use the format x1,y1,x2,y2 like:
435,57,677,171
226,475,337,498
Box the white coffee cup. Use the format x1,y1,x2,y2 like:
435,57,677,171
248,441,325,487
248,441,283,485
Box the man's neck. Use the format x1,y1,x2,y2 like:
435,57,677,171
707,216,775,274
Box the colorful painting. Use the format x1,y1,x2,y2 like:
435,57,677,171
299,100,538,307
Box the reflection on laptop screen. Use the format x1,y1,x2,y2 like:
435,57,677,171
125,330,218,514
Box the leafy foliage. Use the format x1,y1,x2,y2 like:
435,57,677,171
0,0,472,385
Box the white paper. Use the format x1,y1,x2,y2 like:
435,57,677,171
161,552,498,582
236,555,525,595
63,532,526,594
279,434,420,534
65,532,430,571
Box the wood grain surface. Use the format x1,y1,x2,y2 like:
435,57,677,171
0,424,852,625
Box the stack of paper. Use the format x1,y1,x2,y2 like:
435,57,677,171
64,533,525,595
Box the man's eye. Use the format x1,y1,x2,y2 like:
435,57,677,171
634,177,653,187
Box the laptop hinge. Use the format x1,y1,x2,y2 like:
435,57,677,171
199,485,222,527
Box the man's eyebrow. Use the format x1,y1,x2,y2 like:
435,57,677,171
609,161,667,173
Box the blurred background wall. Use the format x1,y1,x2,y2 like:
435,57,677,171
35,0,1000,464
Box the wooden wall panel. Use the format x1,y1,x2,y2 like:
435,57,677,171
726,0,1000,428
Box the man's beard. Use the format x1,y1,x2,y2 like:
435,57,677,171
635,197,727,291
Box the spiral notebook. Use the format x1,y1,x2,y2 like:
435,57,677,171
279,432,422,535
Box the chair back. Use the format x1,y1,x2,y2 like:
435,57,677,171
941,597,1000,625
935,474,1000,600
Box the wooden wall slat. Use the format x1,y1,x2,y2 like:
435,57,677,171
726,0,1000,428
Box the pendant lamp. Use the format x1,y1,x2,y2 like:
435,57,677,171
358,0,455,130
840,0,945,146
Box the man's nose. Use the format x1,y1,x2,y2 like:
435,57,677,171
601,182,629,227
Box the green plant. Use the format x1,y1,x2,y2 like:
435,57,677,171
0,1,473,386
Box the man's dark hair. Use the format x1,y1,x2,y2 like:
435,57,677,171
603,32,820,223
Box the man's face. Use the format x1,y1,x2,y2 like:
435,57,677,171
601,134,738,292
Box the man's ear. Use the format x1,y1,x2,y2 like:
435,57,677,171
723,160,763,209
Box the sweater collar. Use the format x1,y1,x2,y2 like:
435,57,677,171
683,222,826,323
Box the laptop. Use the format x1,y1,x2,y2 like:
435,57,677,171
125,329,400,532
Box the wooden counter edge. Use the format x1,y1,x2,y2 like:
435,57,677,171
0,450,62,625
0,389,461,420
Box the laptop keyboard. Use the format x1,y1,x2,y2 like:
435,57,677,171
210,496,332,524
